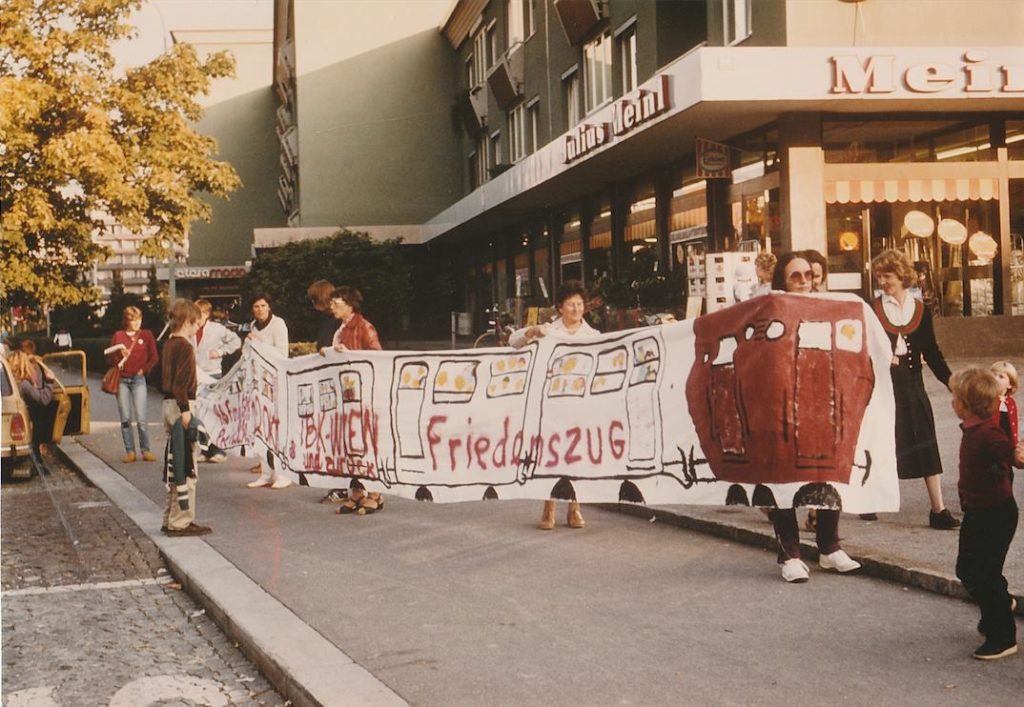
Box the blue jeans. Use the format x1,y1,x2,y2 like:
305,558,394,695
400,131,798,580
117,373,151,454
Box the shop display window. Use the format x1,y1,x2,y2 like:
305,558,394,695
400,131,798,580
1010,179,1024,315
1009,121,1024,161
826,199,1003,317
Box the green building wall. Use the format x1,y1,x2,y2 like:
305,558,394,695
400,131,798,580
189,87,286,265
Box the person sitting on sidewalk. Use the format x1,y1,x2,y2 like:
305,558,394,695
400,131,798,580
950,367,1024,660
160,299,212,537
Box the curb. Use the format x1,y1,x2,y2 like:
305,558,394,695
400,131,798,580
598,503,1023,618
58,439,408,707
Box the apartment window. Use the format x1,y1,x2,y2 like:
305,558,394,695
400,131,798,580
486,20,499,67
466,56,475,89
618,25,638,93
489,131,502,169
583,30,612,113
476,134,490,185
724,0,752,45
469,151,479,190
509,104,526,162
506,0,534,46
563,69,579,129
472,30,486,85
527,99,540,154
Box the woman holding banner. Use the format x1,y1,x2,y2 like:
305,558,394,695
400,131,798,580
510,280,599,530
768,253,862,583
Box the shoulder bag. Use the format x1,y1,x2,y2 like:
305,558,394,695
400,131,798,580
101,333,139,395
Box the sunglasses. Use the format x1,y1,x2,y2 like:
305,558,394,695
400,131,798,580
787,269,814,283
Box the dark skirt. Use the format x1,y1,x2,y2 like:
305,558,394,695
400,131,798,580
891,367,943,479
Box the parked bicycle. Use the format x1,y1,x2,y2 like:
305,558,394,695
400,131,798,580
473,305,516,348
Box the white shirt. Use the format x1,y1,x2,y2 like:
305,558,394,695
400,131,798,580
509,316,599,349
247,315,289,356
193,320,241,383
880,292,916,356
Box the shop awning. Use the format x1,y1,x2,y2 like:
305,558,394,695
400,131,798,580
824,178,998,204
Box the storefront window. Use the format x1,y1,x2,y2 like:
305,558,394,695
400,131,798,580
1010,179,1024,315
560,214,582,283
824,120,996,163
534,228,550,302
827,198,1002,316
1008,121,1024,161
669,179,707,273
589,205,611,283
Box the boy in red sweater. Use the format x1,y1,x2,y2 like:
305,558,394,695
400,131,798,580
950,367,1024,660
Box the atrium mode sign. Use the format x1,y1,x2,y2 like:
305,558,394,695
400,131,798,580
562,75,671,164
830,51,1024,94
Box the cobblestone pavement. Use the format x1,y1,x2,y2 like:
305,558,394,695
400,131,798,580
1,449,286,707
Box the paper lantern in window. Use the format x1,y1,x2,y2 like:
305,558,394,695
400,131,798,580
968,231,997,261
937,218,967,245
903,210,934,237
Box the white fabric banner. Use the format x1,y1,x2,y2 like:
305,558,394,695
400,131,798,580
197,293,899,513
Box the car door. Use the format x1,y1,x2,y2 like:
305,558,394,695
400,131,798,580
41,350,90,436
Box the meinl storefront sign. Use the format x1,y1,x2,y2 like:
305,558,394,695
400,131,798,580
562,74,671,164
830,50,1024,94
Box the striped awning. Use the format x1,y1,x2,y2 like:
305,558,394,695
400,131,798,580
824,178,998,204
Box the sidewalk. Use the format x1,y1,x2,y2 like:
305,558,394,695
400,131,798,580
61,357,1022,705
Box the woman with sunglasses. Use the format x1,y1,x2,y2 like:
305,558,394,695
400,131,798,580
767,252,862,583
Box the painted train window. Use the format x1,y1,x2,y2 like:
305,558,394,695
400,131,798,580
297,383,314,418
486,352,531,398
590,346,627,395
835,319,864,352
319,378,338,412
397,362,428,457
433,360,479,403
547,351,593,398
630,337,660,385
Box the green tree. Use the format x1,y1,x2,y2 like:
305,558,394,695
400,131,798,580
0,0,241,309
244,230,415,343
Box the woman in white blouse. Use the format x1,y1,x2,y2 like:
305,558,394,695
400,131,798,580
510,281,599,530
246,293,289,356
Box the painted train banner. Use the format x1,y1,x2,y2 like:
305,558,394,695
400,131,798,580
196,293,900,513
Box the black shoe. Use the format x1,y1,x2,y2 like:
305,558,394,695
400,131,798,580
319,488,349,504
979,597,1019,634
859,513,878,521
929,508,960,530
164,523,212,537
973,641,1018,660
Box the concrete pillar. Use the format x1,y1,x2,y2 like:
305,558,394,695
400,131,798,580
779,113,826,253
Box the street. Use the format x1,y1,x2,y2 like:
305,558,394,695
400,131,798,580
3,368,1023,706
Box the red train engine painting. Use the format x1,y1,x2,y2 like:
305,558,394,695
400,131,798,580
685,294,875,489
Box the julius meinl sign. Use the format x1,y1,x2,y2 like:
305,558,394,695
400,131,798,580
562,75,671,164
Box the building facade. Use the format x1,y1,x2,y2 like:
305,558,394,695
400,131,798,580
268,0,1024,332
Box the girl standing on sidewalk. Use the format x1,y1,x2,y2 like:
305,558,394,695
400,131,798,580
107,306,159,463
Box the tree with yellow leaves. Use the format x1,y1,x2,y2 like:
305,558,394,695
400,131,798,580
0,0,241,309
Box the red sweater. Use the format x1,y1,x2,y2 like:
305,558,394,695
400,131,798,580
957,415,1018,511
106,329,158,377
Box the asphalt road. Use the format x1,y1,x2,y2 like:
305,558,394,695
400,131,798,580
78,419,1024,707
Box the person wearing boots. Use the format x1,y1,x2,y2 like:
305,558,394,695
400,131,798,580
8,350,58,475
509,280,599,530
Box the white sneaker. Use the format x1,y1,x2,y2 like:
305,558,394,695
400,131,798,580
207,451,227,463
247,478,271,488
781,558,810,583
270,477,292,490
819,549,861,573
